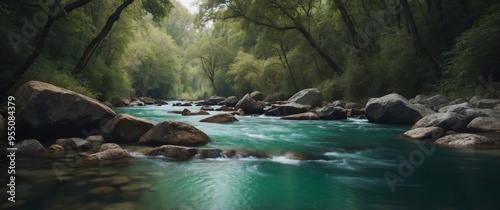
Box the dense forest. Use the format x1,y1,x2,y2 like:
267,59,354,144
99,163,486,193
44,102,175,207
1,0,499,102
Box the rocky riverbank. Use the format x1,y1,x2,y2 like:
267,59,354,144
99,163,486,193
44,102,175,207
3,80,500,166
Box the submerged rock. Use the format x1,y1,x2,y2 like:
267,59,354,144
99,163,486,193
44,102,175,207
280,112,319,120
138,121,211,146
434,133,496,148
181,109,210,116
200,113,238,123
84,149,134,165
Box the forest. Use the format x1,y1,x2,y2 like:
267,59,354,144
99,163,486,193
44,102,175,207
1,0,499,102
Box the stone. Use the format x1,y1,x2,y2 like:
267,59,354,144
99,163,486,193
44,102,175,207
46,144,65,153
206,96,226,105
181,109,210,116
410,94,428,104
200,106,215,111
219,96,239,107
235,94,266,115
412,113,467,131
89,186,115,195
423,95,448,111
141,145,198,159
466,117,500,132
85,135,105,145
344,102,360,109
56,138,93,152
288,88,324,107
15,81,116,140
84,149,134,165
138,97,155,105
111,97,130,107
460,108,500,123
495,104,500,111
315,106,347,120
438,102,471,113
200,113,238,123
280,112,319,120
265,103,309,117
14,139,46,155
435,133,496,148
129,100,145,107
365,93,435,125
138,121,211,146
331,100,346,108
402,127,445,141
102,114,154,143
264,92,286,103
477,99,500,109
99,143,122,152
469,96,482,108
250,91,264,101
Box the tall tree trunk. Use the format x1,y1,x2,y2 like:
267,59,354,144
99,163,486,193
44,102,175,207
400,0,441,80
333,0,359,49
71,0,135,75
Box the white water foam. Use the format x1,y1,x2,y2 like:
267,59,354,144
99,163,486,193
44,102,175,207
270,156,301,165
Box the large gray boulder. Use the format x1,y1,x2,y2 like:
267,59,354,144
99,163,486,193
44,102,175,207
315,106,347,120
264,92,286,103
365,93,435,125
434,134,496,148
438,102,471,113
15,81,116,140
14,139,46,155
402,127,444,141
235,94,266,115
102,114,154,143
288,88,324,107
460,109,500,123
250,91,264,101
138,121,211,146
423,95,448,111
477,99,500,109
466,117,500,132
412,113,467,131
265,103,309,116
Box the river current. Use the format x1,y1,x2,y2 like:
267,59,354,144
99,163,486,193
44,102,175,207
3,104,500,209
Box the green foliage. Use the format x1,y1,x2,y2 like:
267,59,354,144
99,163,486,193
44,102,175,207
440,4,500,96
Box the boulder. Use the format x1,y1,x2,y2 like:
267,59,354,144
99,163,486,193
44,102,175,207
345,102,361,109
347,108,365,118
466,117,500,132
434,98,467,111
56,138,93,152
46,144,65,153
219,96,239,107
181,109,210,116
206,96,226,105
365,93,435,125
438,102,471,113
402,127,444,141
111,97,130,107
15,81,116,140
84,149,133,164
460,109,500,123
14,139,46,155
216,106,235,112
469,96,482,108
129,100,144,107
85,135,105,146
331,100,346,108
154,99,168,105
138,121,211,146
422,95,448,111
235,94,266,115
410,94,428,104
412,113,467,131
138,97,155,105
495,104,500,111
200,106,215,111
250,91,264,101
281,112,319,120
99,143,122,152
102,114,154,143
477,99,500,109
434,133,496,148
315,106,347,120
288,88,323,107
264,92,286,103
200,113,238,123
265,103,308,117
141,145,198,159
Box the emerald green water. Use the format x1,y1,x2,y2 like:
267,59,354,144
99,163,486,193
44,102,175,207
3,104,500,209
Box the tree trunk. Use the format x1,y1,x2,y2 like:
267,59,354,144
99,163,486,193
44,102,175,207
400,0,441,80
333,0,359,49
71,0,135,75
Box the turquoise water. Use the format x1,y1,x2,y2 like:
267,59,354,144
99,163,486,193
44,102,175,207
3,104,500,209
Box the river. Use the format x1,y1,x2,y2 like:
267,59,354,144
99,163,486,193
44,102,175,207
4,104,500,209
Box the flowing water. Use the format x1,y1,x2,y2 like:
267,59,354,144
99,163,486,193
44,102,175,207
2,104,500,209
